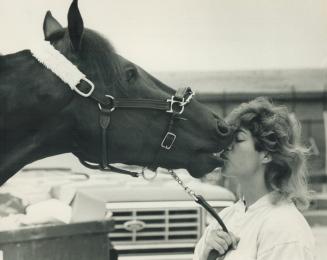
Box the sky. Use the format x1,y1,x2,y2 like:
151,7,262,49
1,0,327,72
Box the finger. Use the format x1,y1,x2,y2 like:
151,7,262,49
229,232,239,249
213,236,229,251
218,231,232,246
211,243,225,255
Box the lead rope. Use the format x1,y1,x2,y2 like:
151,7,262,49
169,170,231,260
169,169,198,201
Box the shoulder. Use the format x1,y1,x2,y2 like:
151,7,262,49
258,201,315,253
206,200,243,229
260,201,312,235
219,199,244,218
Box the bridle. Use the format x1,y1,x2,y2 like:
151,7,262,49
29,41,194,178
74,66,229,260
76,81,195,177
30,43,230,259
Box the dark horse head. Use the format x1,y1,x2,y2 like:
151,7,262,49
0,0,234,184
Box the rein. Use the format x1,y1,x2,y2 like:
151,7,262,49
170,170,231,259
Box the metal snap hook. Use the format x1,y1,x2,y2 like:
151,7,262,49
141,167,158,181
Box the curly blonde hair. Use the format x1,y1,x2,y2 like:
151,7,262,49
226,97,311,210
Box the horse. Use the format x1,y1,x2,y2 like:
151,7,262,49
0,0,234,185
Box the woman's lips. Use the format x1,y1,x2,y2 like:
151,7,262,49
220,153,228,160
210,152,227,165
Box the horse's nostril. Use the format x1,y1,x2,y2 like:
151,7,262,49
217,121,231,136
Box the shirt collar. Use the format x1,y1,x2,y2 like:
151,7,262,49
247,192,273,212
235,192,275,212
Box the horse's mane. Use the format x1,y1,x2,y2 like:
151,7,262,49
79,29,124,88
57,28,172,96
78,29,172,96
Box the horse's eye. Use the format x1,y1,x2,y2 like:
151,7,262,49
125,67,138,82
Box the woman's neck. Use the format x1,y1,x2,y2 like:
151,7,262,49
238,169,269,208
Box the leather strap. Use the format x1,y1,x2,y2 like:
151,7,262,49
76,81,170,111
196,195,232,260
79,160,139,177
78,87,194,177
99,108,111,169
147,111,178,171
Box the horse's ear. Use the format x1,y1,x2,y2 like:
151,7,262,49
68,0,84,52
43,11,63,41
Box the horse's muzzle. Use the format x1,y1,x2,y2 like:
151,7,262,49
216,120,234,137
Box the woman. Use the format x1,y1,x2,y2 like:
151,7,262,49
193,97,315,260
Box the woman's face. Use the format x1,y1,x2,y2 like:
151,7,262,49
221,128,266,179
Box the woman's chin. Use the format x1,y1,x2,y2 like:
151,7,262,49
221,165,235,178
221,167,229,177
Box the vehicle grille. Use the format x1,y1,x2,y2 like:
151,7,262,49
109,208,202,243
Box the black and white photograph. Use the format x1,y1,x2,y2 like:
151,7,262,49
0,0,326,259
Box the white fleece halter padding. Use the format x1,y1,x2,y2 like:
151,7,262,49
30,41,93,96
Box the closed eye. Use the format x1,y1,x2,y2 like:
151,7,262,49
235,133,246,143
235,129,247,143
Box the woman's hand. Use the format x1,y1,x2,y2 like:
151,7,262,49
205,229,240,256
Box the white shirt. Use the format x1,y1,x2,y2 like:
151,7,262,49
193,193,315,260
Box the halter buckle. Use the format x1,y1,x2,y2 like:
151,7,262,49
166,88,195,114
166,96,185,114
74,78,95,97
161,132,176,150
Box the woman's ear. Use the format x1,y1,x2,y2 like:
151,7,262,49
261,152,272,164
